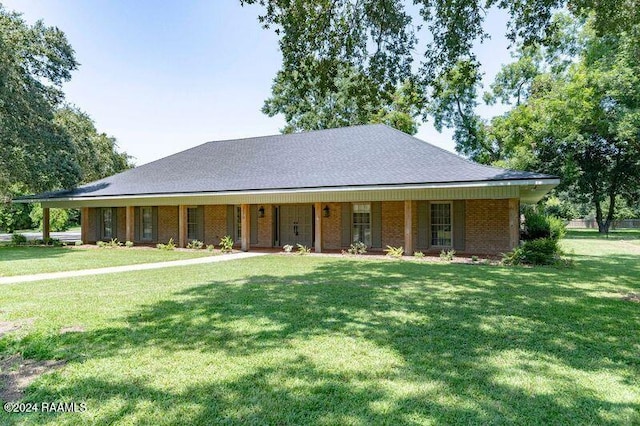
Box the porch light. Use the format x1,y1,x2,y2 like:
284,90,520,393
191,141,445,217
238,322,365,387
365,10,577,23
323,205,330,218
258,206,265,218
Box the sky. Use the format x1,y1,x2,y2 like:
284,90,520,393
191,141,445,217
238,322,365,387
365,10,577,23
4,0,513,166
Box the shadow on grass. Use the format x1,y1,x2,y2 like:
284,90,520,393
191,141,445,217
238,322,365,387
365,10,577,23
8,255,640,424
566,229,640,240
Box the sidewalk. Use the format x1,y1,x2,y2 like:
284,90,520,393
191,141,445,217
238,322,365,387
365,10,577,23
0,252,267,285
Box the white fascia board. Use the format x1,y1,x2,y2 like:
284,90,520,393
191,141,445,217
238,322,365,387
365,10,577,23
25,178,560,203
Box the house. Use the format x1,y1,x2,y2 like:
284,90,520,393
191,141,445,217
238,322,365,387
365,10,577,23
23,124,558,255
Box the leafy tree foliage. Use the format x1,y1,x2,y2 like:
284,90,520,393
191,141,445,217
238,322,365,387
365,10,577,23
241,0,632,134
0,5,80,195
482,18,640,232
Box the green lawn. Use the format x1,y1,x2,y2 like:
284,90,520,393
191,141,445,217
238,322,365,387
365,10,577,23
0,231,638,425
0,247,214,277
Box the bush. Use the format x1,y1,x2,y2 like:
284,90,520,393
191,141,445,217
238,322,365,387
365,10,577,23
125,241,134,248
11,233,27,245
439,249,456,262
187,240,204,249
282,244,293,253
29,204,70,232
347,241,367,255
384,245,404,258
219,236,234,253
503,237,561,266
296,244,311,255
206,244,216,252
157,238,176,251
413,251,425,258
0,202,33,233
522,208,566,242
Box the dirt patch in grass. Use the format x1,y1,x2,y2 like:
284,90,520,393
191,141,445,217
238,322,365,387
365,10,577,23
0,318,34,339
622,293,640,303
60,325,85,334
0,354,65,402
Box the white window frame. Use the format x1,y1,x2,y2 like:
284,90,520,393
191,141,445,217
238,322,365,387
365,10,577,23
140,206,153,241
352,202,372,247
430,201,453,248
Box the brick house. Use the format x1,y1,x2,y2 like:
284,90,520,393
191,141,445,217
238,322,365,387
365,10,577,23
25,125,558,255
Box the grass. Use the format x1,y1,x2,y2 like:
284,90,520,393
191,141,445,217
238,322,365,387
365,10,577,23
0,230,638,425
0,247,214,277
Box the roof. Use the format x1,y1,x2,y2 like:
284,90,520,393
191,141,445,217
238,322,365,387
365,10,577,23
26,124,556,200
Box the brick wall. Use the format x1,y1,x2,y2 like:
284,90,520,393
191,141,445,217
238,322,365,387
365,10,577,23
85,208,97,243
115,207,126,242
203,205,227,246
157,206,179,244
322,203,342,250
256,204,273,247
465,199,516,254
381,201,404,249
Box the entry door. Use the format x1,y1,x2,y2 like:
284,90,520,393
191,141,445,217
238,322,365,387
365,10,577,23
279,205,313,247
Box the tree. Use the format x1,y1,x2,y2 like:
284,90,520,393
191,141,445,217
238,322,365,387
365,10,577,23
241,0,635,134
480,18,640,233
54,106,133,184
0,5,80,196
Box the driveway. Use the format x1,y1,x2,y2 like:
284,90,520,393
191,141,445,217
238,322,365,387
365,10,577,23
0,231,81,243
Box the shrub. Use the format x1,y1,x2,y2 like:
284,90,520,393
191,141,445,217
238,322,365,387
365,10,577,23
413,251,425,258
347,241,367,255
206,244,216,252
503,237,561,266
522,209,566,242
125,240,134,248
96,241,107,248
219,236,234,253
471,255,479,262
384,245,404,258
11,233,27,245
75,240,83,246
29,204,70,232
296,244,311,255
157,238,176,251
440,249,456,262
187,240,204,249
282,244,293,253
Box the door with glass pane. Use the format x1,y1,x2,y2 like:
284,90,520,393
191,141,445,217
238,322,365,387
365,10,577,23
352,203,371,246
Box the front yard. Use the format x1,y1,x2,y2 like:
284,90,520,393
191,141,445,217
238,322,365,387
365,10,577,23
0,231,638,424
0,246,214,277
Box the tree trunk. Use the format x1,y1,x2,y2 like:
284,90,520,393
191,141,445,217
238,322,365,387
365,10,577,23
603,191,616,233
595,200,608,233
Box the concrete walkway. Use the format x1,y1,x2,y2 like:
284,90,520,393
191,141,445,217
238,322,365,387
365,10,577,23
0,252,267,285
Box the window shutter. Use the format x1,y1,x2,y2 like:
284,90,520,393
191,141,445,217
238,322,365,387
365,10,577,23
417,201,429,249
96,209,102,241
152,207,159,242
226,205,234,238
371,202,382,248
250,205,258,244
453,200,466,251
197,206,205,242
341,203,351,247
111,208,118,240
134,207,141,242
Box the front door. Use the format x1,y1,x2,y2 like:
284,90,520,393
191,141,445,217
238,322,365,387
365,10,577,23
279,204,313,247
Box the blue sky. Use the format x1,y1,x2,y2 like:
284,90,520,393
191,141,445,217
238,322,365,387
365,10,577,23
5,0,512,165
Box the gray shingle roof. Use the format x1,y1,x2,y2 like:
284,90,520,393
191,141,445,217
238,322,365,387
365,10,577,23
31,124,555,199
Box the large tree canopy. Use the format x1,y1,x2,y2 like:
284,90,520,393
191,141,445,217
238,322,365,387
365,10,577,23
241,0,636,134
0,5,80,194
480,18,640,232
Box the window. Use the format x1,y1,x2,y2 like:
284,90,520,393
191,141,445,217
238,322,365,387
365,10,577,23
431,203,452,247
101,208,113,239
235,205,242,242
187,207,198,241
141,207,153,241
352,203,371,246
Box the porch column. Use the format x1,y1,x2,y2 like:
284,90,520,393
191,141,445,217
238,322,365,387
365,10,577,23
404,200,413,256
42,206,50,241
126,206,135,243
178,205,187,248
81,207,89,244
508,198,520,249
314,202,322,253
241,204,250,252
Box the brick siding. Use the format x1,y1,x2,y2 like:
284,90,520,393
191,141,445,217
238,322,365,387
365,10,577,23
203,205,227,246
157,206,179,244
